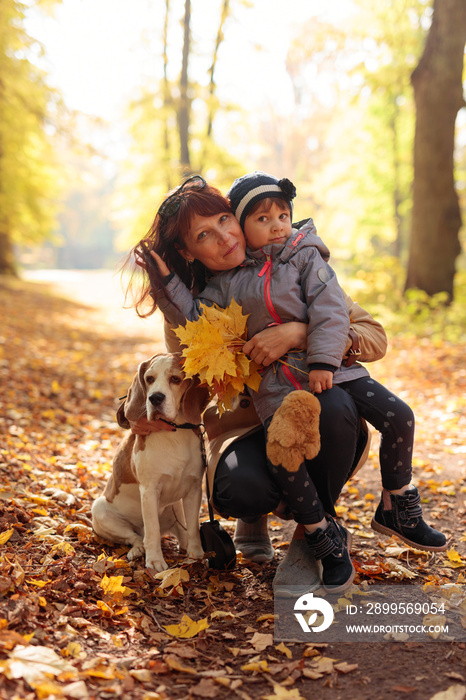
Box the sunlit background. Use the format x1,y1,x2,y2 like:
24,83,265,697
2,0,466,336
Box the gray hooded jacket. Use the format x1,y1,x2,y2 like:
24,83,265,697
157,220,368,423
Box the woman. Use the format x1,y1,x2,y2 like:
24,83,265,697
119,176,387,595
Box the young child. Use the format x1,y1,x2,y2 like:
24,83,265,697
148,172,447,591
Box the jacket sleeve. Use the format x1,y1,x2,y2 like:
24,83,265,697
342,293,388,362
164,318,184,353
153,273,203,327
298,248,350,369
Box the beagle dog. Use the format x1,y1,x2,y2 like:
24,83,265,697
92,354,209,572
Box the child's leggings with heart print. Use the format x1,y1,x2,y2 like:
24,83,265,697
262,377,415,525
339,376,414,491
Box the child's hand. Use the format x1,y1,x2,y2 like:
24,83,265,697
309,369,333,393
150,250,171,277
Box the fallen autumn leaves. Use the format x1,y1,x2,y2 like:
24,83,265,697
0,276,465,700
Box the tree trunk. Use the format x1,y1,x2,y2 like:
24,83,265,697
162,0,172,190
178,0,191,175
199,0,230,171
206,0,229,140
0,230,17,275
0,122,16,274
390,101,404,260
405,0,466,300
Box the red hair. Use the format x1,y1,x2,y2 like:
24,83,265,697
124,183,231,318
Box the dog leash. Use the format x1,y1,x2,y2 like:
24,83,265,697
159,419,215,522
159,418,236,571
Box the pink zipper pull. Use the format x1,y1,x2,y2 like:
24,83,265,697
258,256,272,277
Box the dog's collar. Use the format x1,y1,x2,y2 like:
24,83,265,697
158,419,203,430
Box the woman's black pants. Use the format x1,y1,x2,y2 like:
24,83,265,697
212,386,364,520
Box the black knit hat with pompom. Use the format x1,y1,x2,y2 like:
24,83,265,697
228,171,297,230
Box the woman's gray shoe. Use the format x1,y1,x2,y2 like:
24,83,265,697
234,515,275,563
273,537,321,598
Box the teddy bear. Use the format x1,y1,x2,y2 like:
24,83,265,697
266,391,321,472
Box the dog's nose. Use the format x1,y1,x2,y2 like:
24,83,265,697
149,392,165,407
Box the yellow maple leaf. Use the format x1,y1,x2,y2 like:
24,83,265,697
83,665,117,679
204,297,248,337
164,613,209,638
96,600,113,615
155,567,190,589
263,688,305,700
0,529,14,545
241,659,270,673
174,299,262,414
211,610,235,620
275,642,292,659
99,575,132,597
445,548,465,567
30,680,64,699
50,542,76,556
64,642,82,658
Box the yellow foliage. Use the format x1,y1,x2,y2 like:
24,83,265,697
0,529,14,545
26,580,48,588
275,642,293,658
445,549,465,568
50,542,76,556
99,575,133,598
155,567,190,589
174,298,262,414
164,613,209,638
263,688,305,700
241,659,270,673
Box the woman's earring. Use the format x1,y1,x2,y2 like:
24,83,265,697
187,258,194,264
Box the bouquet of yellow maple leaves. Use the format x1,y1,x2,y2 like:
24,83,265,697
174,299,262,414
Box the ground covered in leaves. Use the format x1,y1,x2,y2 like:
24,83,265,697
0,272,465,700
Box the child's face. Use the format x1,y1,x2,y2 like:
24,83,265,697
243,200,292,251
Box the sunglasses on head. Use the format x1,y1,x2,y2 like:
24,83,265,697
157,175,206,219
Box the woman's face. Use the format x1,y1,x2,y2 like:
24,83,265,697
180,211,246,272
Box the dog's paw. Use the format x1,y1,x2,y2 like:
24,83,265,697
127,543,145,561
184,545,204,563
145,557,169,573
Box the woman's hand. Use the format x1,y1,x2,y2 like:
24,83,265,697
129,416,176,435
150,250,171,277
309,369,333,394
134,246,171,277
242,322,307,366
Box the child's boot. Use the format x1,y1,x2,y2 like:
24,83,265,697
371,487,447,552
304,516,355,593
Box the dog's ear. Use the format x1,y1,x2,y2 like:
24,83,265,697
124,357,155,422
181,377,210,426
